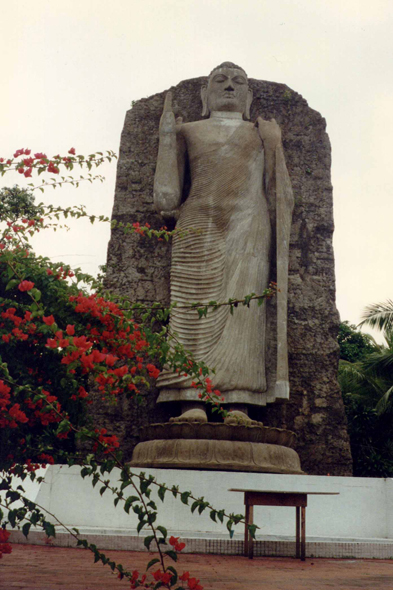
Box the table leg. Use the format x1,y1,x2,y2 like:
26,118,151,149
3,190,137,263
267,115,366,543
244,503,250,557
296,506,300,559
248,505,254,559
301,506,306,561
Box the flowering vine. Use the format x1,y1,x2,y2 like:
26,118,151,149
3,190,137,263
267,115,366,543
0,148,265,589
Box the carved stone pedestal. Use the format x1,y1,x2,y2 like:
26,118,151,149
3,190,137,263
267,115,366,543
129,423,303,474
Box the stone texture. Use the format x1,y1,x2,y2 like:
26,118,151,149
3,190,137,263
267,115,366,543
103,75,353,476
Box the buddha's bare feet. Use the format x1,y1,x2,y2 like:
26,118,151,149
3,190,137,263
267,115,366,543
224,410,262,426
169,408,208,423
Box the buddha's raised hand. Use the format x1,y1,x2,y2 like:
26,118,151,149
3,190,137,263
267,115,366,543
159,92,177,134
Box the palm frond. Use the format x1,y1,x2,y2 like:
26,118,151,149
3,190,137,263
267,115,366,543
375,385,393,416
361,349,393,376
338,360,385,402
359,300,393,332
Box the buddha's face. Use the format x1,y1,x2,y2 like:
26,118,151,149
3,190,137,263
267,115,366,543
205,66,250,114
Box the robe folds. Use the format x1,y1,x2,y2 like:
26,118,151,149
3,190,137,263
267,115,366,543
157,119,273,407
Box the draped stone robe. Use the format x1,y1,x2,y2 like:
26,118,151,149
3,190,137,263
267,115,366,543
157,113,272,407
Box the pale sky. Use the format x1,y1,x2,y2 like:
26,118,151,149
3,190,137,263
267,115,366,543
2,0,393,341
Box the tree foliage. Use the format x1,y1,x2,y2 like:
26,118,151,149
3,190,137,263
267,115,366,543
338,321,393,477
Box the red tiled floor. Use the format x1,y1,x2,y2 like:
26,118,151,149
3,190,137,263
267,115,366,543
1,545,393,590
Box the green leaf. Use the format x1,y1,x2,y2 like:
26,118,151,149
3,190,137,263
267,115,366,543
30,288,41,301
137,519,147,533
144,535,154,550
8,510,16,528
158,486,166,502
146,558,160,570
5,279,18,291
167,565,178,585
30,512,39,526
226,519,234,538
209,510,217,522
180,491,190,505
164,549,178,562
124,496,139,514
198,502,207,514
156,525,167,539
248,524,257,539
140,477,153,494
56,419,70,434
191,500,199,514
43,521,56,538
22,522,31,538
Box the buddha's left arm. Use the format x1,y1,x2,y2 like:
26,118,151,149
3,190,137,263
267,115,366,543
257,117,294,401
256,117,281,193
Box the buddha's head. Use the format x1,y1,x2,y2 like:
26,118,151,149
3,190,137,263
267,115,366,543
201,62,253,119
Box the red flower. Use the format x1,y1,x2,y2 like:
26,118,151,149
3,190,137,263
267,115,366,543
0,543,12,558
78,386,88,399
46,338,58,349
68,147,76,155
180,572,190,581
42,315,55,326
188,577,203,590
147,363,160,379
47,161,59,174
169,535,186,551
161,572,172,584
66,324,75,336
18,280,34,292
9,403,28,424
105,354,117,367
0,529,10,543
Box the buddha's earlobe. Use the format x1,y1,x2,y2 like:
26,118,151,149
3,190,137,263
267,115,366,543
245,88,253,120
201,86,209,117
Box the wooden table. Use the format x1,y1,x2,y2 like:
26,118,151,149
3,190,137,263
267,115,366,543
229,489,339,561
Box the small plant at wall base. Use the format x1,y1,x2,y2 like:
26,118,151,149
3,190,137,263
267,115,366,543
0,148,265,587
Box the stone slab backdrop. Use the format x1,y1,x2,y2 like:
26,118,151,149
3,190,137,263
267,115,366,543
103,75,353,476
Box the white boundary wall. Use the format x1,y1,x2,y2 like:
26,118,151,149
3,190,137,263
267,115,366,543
8,465,393,542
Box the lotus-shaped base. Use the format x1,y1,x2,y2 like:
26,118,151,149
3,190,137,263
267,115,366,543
130,422,303,474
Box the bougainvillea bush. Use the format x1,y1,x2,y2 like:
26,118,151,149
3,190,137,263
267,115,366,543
0,149,263,587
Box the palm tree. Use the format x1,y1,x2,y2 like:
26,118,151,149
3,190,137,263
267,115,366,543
359,299,393,333
338,312,393,477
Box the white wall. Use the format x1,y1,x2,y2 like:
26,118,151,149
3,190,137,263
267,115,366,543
22,466,393,541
